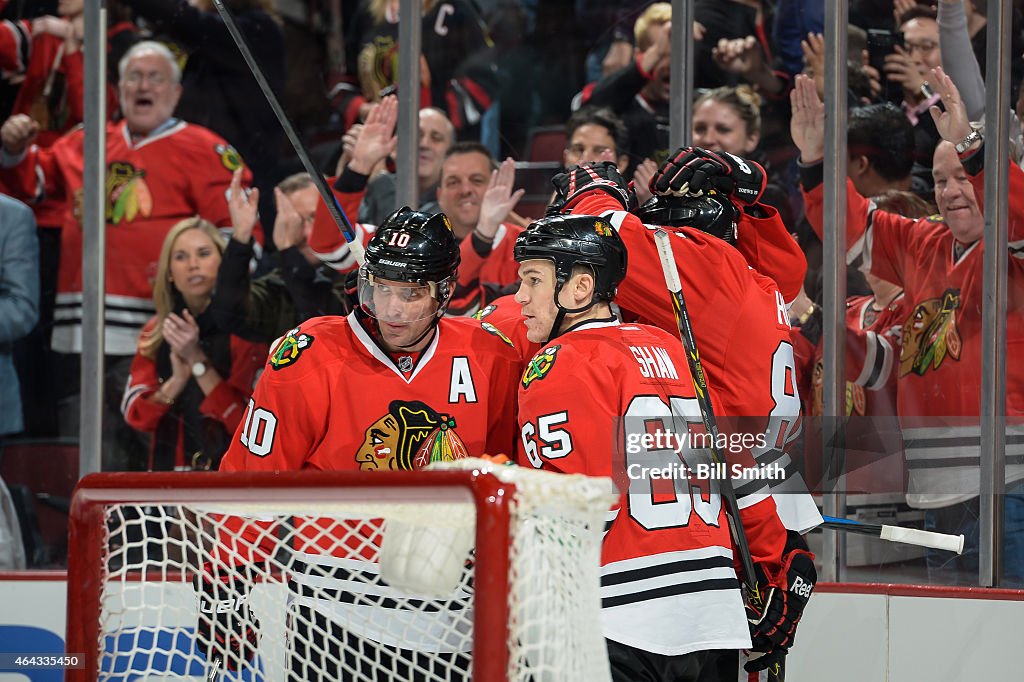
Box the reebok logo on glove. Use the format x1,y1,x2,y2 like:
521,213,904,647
722,151,752,174
790,575,813,599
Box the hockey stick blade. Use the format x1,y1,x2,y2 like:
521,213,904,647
653,228,758,596
821,515,964,553
209,0,364,264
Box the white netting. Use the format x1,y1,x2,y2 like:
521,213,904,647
83,460,616,682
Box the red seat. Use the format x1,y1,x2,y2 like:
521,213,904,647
524,126,567,163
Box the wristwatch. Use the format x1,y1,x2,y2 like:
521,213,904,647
191,361,208,378
954,128,983,154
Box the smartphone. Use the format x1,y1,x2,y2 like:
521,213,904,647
866,28,906,103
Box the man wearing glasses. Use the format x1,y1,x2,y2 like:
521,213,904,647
0,40,256,471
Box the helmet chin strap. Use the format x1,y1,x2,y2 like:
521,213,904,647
544,281,598,344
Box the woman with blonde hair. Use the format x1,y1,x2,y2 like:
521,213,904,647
122,217,266,471
691,84,796,230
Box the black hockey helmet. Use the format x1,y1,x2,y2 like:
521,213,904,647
514,213,628,302
360,206,461,318
634,192,739,244
364,206,460,284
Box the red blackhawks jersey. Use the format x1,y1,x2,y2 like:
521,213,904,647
472,293,540,368
218,313,520,650
517,319,786,656
220,313,520,473
0,119,253,354
570,192,821,532
733,203,807,304
803,162,1024,507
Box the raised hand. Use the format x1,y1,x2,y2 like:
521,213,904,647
800,32,826,100
789,74,826,163
1,114,40,156
632,158,658,206
272,187,305,250
551,162,636,212
348,95,398,175
883,44,928,96
476,157,525,241
651,147,765,206
227,168,259,244
928,66,974,145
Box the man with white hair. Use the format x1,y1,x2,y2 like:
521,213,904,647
0,40,257,471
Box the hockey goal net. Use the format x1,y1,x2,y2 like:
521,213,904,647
66,460,616,682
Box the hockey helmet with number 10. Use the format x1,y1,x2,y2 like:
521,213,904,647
360,206,461,319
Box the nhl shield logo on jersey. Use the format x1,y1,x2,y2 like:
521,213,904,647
480,322,514,347
215,143,243,172
900,289,962,377
105,162,153,224
269,328,314,370
521,345,561,389
355,400,468,471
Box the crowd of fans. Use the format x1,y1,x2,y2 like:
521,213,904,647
0,0,1023,586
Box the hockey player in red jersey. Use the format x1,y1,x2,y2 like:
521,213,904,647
208,207,521,678
221,205,520,473
548,161,821,537
514,214,814,681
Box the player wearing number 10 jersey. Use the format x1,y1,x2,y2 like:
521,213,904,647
213,208,520,679
513,214,789,678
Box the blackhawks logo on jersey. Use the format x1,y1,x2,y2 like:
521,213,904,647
900,289,962,377
521,345,560,389
105,162,153,224
269,328,314,370
480,322,514,347
215,143,243,172
472,304,497,321
594,220,613,237
355,400,468,471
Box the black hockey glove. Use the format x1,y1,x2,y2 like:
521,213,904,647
551,161,637,212
651,146,767,206
196,562,261,672
744,549,816,673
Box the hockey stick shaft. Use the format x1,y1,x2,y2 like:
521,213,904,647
821,515,965,553
209,0,364,264
206,655,221,682
653,229,758,594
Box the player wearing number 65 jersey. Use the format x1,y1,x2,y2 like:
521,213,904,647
513,214,791,680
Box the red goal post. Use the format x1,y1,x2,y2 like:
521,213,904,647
66,461,615,682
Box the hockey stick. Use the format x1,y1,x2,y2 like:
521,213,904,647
206,656,221,682
653,229,758,596
209,0,364,265
821,515,965,553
